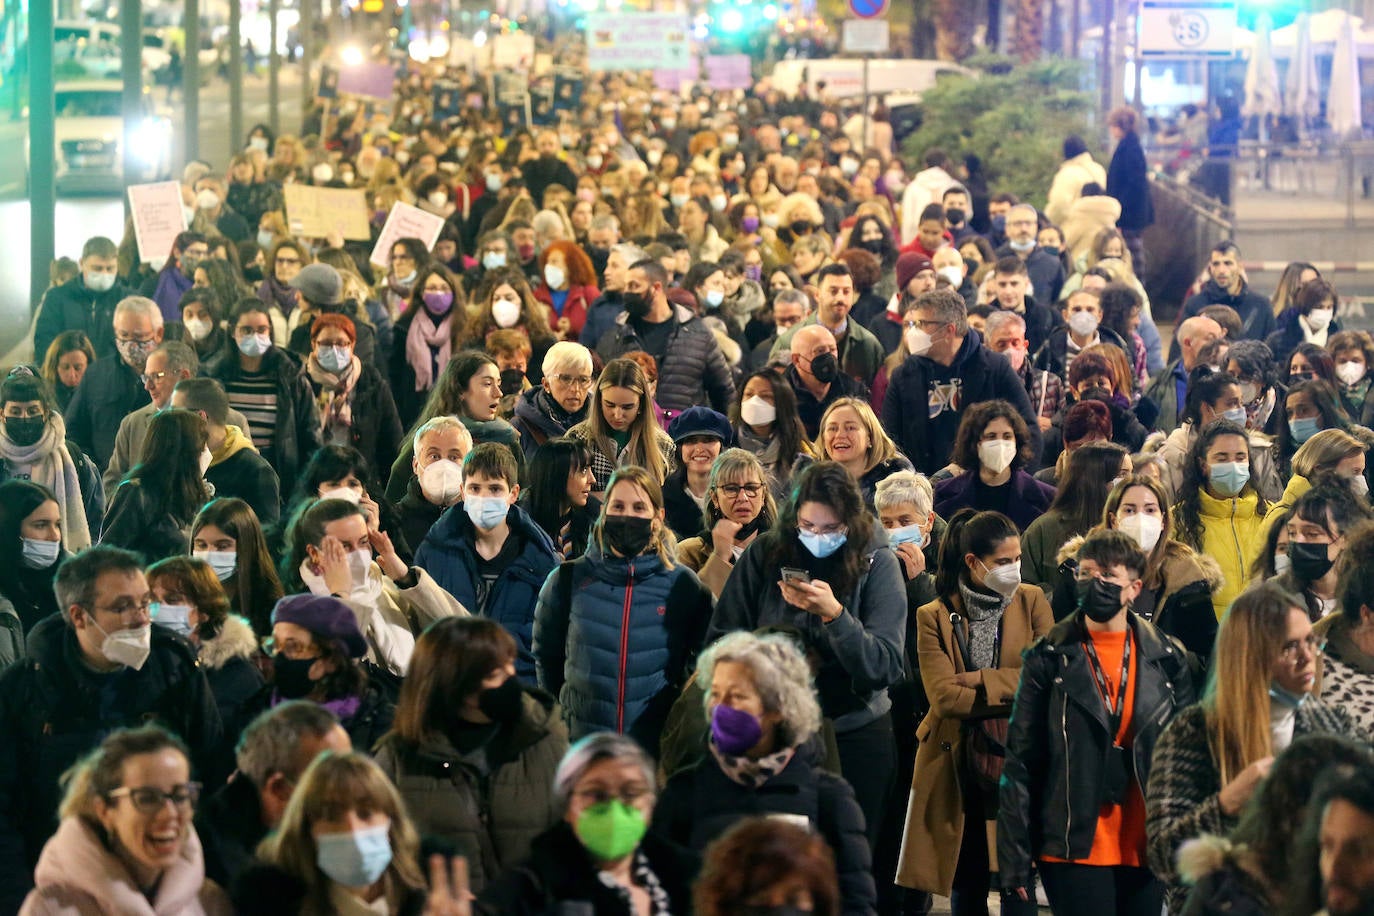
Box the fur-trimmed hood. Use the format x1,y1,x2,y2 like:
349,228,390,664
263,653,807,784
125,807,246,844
1177,834,1251,885
197,614,260,671
1056,533,1224,593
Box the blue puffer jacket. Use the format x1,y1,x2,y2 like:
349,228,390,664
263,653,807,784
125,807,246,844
415,503,559,682
533,542,713,745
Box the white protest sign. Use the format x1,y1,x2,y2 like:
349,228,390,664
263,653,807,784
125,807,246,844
127,181,187,265
369,202,446,268
585,12,692,72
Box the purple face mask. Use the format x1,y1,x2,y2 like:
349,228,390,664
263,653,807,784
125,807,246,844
744,264,763,283
711,703,763,756
741,216,760,233
422,290,454,315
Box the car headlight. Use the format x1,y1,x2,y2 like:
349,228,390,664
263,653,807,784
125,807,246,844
125,119,169,166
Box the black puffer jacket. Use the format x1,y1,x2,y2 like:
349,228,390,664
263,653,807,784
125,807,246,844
207,346,323,488
34,276,130,359
997,612,1196,891
652,741,877,916
0,615,222,912
595,304,736,414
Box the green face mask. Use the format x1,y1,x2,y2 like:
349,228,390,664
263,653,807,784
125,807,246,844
575,800,647,862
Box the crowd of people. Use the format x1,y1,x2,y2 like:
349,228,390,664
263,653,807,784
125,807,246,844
6,51,1374,916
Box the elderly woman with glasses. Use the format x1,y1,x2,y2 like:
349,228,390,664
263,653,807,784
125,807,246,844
479,733,698,916
652,631,876,914
676,449,778,600
20,725,227,914
511,341,595,460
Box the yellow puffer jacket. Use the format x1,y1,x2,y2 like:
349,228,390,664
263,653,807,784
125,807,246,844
1177,487,1266,619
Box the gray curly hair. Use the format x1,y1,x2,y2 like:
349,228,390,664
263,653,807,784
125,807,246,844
874,470,934,517
695,631,821,747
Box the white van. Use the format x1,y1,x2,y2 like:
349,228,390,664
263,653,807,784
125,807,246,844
770,58,971,100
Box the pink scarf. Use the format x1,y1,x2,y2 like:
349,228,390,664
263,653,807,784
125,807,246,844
307,354,360,435
405,310,452,391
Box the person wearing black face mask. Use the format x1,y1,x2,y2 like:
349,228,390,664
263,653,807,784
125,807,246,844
534,466,714,747
1275,485,1372,621
374,617,568,896
257,594,396,752
999,530,1196,916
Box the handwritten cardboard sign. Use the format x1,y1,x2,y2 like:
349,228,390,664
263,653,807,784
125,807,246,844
368,202,445,268
586,12,691,72
127,181,187,265
284,184,371,241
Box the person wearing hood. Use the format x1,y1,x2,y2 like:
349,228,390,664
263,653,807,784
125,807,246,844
534,466,713,746
653,630,877,916
414,444,559,684
0,481,67,659
708,460,905,852
374,617,568,894
19,725,231,916
280,497,467,678
170,378,281,525
0,546,222,912
1045,136,1108,226
901,148,957,243
34,236,129,361
882,289,1043,475
1175,242,1274,356
512,342,593,460
146,232,210,325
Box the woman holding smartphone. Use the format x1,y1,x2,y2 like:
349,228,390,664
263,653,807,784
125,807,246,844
709,460,907,853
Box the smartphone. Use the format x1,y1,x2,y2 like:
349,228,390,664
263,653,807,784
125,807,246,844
781,567,812,585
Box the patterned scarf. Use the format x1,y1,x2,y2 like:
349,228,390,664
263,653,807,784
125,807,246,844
307,353,361,436
708,741,797,789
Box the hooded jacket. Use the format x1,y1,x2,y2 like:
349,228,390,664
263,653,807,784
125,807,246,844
19,817,230,916
194,614,265,775
373,689,569,893
533,543,713,744
1183,487,1265,619
997,613,1196,891
0,615,222,911
708,520,906,734
882,331,1043,475
414,504,559,682
595,304,736,414
900,166,956,242
204,427,282,525
104,405,252,496
1045,152,1108,226
1156,424,1285,508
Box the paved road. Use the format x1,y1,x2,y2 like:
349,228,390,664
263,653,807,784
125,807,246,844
0,67,303,355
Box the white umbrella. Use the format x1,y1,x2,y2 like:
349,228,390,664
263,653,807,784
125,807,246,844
1329,9,1364,140
1284,12,1319,134
1244,11,1281,142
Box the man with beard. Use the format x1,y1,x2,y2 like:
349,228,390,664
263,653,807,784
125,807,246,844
595,259,735,415
1305,768,1374,916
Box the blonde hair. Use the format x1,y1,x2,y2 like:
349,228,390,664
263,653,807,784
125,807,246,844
579,358,670,485
1204,582,1316,785
595,466,678,568
1292,428,1366,480
818,398,899,475
257,752,425,916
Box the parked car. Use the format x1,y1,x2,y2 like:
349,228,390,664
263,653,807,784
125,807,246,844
27,80,174,193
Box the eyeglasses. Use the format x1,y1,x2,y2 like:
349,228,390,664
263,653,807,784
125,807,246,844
1280,634,1326,661
92,597,152,617
551,374,593,389
107,782,201,814
115,333,155,344
719,483,764,498
140,370,170,386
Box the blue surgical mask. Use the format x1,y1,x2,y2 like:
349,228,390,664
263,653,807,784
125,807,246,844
798,528,846,558
465,495,510,530
193,549,237,581
237,332,272,358
1290,416,1321,445
21,537,60,569
315,824,393,888
1209,461,1251,497
887,523,924,548
1220,406,1248,426
152,602,194,638
315,344,352,373
1008,238,1035,253
705,289,725,308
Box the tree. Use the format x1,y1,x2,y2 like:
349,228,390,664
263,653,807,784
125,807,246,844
1012,0,1046,63
901,54,1096,209
932,0,978,61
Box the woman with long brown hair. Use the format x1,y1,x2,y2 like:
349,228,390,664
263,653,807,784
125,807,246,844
565,358,674,496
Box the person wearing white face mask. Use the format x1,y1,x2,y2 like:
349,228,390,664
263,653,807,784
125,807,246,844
1023,442,1131,600
731,369,813,501
934,401,1057,534
1265,278,1342,366
895,507,1051,910
985,310,1063,434
414,444,558,682
192,175,252,243
0,481,67,663
33,236,131,362
283,498,467,677
532,243,600,342
1328,330,1374,427
0,545,223,913
1032,288,1129,382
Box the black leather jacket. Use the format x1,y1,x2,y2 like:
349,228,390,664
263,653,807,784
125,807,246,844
996,612,1197,888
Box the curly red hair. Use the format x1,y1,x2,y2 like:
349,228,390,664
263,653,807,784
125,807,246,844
539,240,597,288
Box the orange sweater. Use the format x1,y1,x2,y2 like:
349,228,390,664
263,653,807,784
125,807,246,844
1041,628,1146,868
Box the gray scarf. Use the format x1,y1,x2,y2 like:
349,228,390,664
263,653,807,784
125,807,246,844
957,579,1010,670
